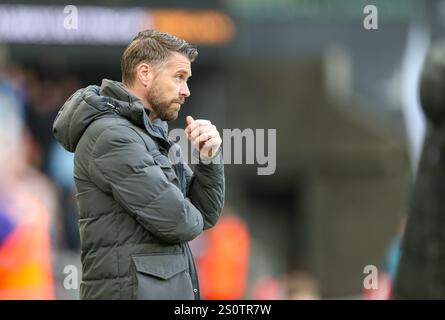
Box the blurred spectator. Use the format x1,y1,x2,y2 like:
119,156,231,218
1,61,81,252
0,84,55,299
252,270,320,300
191,205,251,299
251,276,286,300
286,271,320,300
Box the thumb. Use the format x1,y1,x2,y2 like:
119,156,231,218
186,115,194,126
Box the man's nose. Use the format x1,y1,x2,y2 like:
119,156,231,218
180,82,190,97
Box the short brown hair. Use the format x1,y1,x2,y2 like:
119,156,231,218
121,29,198,86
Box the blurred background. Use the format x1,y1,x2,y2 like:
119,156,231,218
0,0,443,299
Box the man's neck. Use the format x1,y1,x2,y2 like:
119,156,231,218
124,83,158,122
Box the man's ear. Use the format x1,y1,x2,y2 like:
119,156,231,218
136,63,153,87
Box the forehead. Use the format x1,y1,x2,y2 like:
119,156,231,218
163,52,192,75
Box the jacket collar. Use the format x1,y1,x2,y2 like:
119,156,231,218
99,79,169,142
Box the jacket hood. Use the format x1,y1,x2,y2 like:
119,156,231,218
53,79,168,152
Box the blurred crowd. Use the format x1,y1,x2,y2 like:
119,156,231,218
0,59,83,299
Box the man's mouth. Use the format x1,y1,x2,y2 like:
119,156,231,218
172,100,184,109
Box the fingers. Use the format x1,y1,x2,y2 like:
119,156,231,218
199,130,219,142
190,125,217,141
200,136,222,159
184,117,222,159
186,115,194,126
185,119,212,137
201,136,222,149
190,127,220,151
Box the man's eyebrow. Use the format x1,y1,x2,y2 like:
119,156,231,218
176,69,192,77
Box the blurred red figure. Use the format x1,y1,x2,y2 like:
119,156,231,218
192,209,250,300
0,189,54,299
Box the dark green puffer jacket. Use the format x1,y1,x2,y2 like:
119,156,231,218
52,79,225,300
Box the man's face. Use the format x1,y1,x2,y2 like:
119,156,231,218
146,52,192,122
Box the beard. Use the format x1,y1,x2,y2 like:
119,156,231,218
146,84,184,122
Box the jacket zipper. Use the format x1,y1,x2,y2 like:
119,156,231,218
182,242,200,300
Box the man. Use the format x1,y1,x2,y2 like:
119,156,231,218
52,30,225,299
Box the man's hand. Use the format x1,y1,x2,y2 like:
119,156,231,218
185,116,222,161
